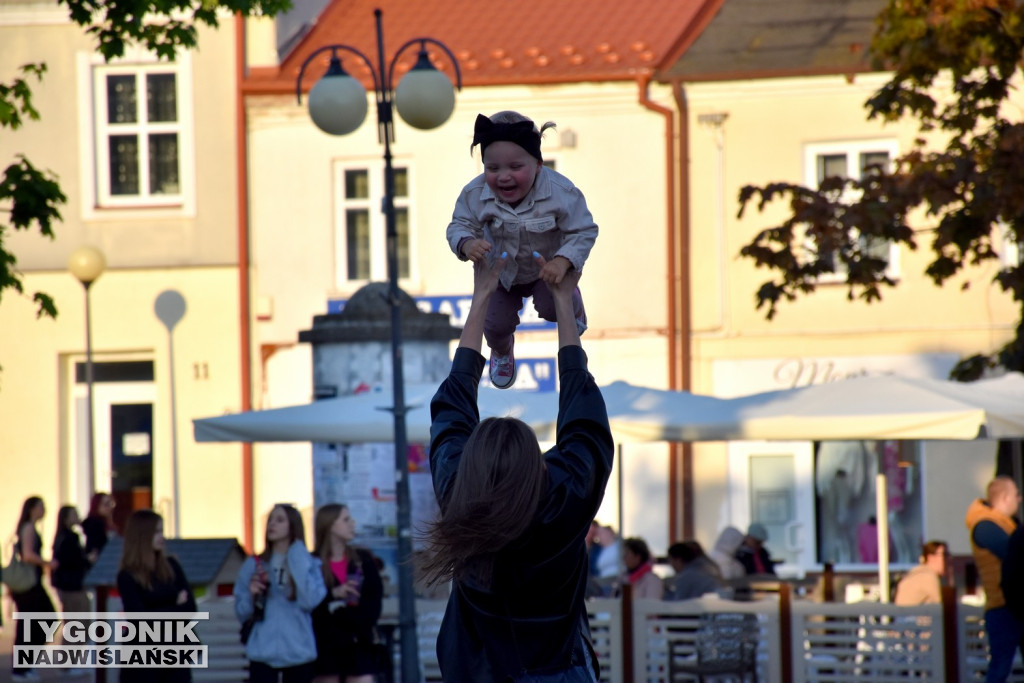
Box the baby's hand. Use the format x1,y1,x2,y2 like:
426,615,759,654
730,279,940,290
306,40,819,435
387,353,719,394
534,253,580,293
535,253,571,285
462,238,492,264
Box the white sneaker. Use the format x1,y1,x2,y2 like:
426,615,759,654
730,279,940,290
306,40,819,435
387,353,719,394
488,338,517,389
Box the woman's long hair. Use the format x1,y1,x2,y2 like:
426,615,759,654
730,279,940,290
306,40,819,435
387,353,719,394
119,509,173,590
53,505,78,552
420,417,546,588
87,492,118,533
313,503,357,588
14,496,43,544
258,504,304,600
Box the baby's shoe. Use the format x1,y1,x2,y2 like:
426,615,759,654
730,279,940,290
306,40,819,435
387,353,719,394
489,338,517,389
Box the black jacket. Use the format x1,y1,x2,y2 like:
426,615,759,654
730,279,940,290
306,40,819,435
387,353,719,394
311,548,384,646
51,529,91,591
429,346,614,682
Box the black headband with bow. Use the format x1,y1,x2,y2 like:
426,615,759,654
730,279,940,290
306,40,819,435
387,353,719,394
471,114,543,162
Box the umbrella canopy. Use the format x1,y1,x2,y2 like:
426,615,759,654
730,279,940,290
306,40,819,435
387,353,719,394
192,372,1024,444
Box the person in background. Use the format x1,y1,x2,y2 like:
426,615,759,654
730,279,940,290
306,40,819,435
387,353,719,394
894,540,948,606
1002,524,1024,622
965,475,1023,683
116,509,196,682
234,504,327,683
311,503,383,683
52,505,94,613
709,526,746,581
593,523,621,581
10,496,57,681
82,491,118,559
736,523,775,576
664,540,723,601
621,537,663,599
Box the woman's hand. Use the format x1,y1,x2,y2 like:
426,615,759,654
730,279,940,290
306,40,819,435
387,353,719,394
535,253,581,297
538,255,571,286
330,582,360,601
472,252,508,299
249,571,268,597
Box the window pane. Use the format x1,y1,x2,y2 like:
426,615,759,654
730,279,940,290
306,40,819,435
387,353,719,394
345,170,369,199
109,135,139,195
817,153,847,183
149,133,179,195
346,209,370,280
396,207,410,278
860,235,890,262
147,73,177,123
859,151,890,177
107,75,137,124
393,168,408,198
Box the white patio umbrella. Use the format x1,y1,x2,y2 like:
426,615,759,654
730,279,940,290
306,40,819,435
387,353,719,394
194,372,1024,445
193,371,1024,600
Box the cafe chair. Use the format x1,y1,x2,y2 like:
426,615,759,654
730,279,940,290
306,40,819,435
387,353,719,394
668,611,760,682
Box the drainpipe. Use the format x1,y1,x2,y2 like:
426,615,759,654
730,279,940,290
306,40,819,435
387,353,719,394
637,74,692,541
235,13,255,553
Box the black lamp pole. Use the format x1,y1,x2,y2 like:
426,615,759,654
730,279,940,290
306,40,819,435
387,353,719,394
296,11,461,683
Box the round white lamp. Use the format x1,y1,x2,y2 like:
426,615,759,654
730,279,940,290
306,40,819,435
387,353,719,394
394,51,456,130
307,56,369,136
68,246,106,285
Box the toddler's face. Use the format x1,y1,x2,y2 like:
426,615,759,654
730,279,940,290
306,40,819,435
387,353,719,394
482,141,542,208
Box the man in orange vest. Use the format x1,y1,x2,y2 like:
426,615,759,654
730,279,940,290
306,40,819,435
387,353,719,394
965,475,1023,683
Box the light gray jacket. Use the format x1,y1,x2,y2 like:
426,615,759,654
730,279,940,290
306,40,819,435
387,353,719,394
446,166,598,291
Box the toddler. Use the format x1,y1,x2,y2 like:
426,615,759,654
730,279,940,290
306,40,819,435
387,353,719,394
446,111,597,388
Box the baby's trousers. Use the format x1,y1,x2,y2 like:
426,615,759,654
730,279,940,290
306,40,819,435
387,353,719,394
485,280,584,354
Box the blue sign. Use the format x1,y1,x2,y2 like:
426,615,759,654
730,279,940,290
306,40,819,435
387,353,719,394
327,295,558,392
328,294,556,331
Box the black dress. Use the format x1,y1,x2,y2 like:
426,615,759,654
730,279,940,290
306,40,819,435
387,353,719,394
11,526,57,676
81,515,112,557
116,556,197,682
311,548,384,678
52,528,91,592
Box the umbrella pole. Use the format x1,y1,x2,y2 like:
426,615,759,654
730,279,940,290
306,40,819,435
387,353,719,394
876,472,890,603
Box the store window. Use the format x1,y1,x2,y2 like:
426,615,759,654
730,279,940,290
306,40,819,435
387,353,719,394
814,439,922,566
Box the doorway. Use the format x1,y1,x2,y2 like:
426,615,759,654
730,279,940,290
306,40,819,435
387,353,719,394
72,360,155,528
729,441,816,573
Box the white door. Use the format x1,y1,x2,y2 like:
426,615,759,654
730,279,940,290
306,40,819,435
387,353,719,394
71,380,155,520
729,441,816,573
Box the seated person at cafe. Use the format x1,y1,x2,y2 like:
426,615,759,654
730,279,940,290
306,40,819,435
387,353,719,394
664,540,723,601
894,539,948,605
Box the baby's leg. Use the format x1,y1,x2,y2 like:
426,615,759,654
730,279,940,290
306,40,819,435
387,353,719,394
484,286,524,354
531,282,587,333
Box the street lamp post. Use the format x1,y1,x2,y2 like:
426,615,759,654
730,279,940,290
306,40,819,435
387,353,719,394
296,10,461,683
68,246,106,499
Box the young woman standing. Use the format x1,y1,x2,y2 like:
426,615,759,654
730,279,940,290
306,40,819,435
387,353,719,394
311,503,384,683
234,504,326,683
10,496,57,681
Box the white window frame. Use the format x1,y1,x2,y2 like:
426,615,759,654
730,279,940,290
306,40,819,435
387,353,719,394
332,159,418,290
77,48,196,218
802,139,901,283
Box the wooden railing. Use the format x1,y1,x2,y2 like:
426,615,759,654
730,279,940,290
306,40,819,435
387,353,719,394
379,592,1024,683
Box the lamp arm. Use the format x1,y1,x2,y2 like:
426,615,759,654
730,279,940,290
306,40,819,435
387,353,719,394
295,44,380,104
385,37,464,93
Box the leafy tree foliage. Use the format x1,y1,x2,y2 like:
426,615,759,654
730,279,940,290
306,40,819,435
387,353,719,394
0,0,290,321
738,0,1024,379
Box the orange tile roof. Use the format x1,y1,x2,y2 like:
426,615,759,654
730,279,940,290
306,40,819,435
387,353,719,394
246,0,716,94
